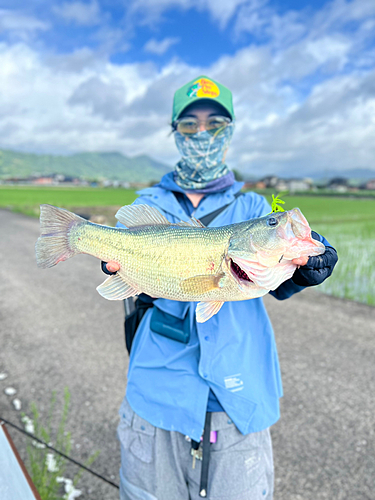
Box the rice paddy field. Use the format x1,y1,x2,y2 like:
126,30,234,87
275,195,375,306
1,186,374,306
0,185,137,216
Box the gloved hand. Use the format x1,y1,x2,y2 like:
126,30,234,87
101,261,120,275
292,232,338,287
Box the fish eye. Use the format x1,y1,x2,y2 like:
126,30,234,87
267,217,278,227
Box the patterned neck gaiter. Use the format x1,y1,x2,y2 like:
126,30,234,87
174,122,235,190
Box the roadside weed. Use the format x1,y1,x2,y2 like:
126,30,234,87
22,388,99,500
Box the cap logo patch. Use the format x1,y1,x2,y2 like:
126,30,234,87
187,78,220,99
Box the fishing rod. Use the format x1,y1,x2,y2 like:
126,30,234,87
0,416,119,489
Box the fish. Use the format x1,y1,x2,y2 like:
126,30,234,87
35,204,325,323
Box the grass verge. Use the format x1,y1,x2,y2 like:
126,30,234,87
22,388,99,500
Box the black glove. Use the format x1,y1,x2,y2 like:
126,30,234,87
101,261,116,275
292,232,338,287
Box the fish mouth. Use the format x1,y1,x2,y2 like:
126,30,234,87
230,259,254,283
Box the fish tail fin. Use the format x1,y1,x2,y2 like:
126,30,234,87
35,204,86,268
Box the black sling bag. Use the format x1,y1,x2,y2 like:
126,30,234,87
124,192,243,354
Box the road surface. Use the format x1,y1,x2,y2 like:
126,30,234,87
0,209,374,499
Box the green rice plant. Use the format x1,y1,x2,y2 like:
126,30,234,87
3,187,374,305
313,220,375,306
22,388,99,500
264,194,375,306
0,186,137,214
265,194,375,224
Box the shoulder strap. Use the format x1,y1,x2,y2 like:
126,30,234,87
199,192,243,226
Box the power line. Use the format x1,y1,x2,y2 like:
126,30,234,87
0,417,119,490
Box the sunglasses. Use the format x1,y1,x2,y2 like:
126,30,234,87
174,115,231,136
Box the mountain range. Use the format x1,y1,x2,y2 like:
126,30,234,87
1,148,374,183
0,149,172,183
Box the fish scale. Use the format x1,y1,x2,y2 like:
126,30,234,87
35,203,325,323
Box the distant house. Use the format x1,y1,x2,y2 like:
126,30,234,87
327,177,349,192
274,179,289,192
362,179,375,190
259,176,288,191
261,176,279,188
242,181,262,190
33,177,54,185
255,176,312,192
28,174,88,186
286,178,313,192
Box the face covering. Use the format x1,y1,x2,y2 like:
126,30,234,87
174,122,235,190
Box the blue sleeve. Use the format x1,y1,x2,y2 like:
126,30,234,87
269,280,305,300
241,192,272,219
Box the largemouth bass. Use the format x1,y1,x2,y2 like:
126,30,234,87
35,204,325,322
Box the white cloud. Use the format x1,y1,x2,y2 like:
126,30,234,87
227,68,375,175
144,37,180,55
0,42,179,162
0,0,374,177
53,0,100,26
128,0,247,28
0,9,50,41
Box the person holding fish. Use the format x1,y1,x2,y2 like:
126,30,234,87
100,76,337,500
36,75,337,500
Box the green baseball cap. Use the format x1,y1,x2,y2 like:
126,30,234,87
172,75,234,123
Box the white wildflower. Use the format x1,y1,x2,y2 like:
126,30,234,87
0,373,8,381
64,484,82,499
12,398,22,410
56,477,82,499
32,440,46,449
46,453,59,473
4,387,17,396
21,415,35,434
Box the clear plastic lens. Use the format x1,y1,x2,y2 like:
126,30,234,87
177,120,198,134
176,116,230,135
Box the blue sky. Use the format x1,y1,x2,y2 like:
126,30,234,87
0,0,374,176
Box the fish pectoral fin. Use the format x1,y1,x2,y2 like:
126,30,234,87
96,273,138,300
196,301,224,323
116,204,170,227
180,273,225,294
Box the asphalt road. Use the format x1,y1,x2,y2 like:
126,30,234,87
0,209,374,500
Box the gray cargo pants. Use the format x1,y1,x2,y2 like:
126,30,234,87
117,398,274,500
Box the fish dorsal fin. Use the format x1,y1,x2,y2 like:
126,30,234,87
96,272,139,300
175,221,192,227
196,301,224,323
180,273,226,295
175,217,206,228
116,204,170,228
190,217,206,227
